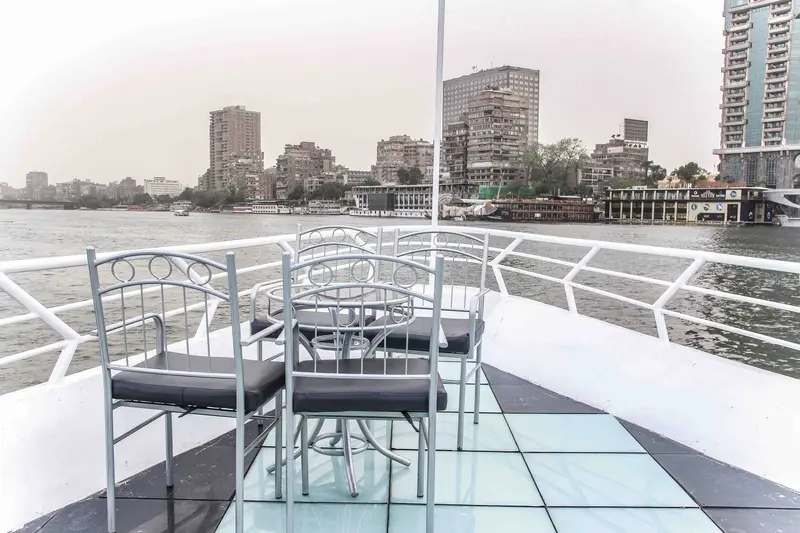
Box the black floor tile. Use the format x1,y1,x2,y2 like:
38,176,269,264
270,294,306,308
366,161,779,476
491,384,602,414
483,365,601,414
10,511,57,533
618,419,698,454
207,418,276,448
101,443,259,501
705,508,800,533
39,498,228,533
654,454,800,508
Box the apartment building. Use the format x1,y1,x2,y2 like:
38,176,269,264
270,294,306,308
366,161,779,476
373,135,433,183
444,65,539,146
714,0,799,187
207,106,262,190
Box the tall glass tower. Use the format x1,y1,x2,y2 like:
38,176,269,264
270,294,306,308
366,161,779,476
715,0,799,188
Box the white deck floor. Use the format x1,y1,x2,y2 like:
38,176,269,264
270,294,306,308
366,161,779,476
1,290,799,532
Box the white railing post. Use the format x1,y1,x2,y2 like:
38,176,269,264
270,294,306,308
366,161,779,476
489,237,523,297
49,342,78,383
563,247,601,314
653,258,706,343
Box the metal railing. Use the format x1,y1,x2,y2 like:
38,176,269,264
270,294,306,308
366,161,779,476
2,225,800,388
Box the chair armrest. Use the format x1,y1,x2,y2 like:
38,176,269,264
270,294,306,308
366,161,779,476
468,288,491,317
249,280,282,321
94,313,166,353
240,320,287,347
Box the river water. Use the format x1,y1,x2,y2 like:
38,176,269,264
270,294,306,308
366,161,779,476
2,209,800,393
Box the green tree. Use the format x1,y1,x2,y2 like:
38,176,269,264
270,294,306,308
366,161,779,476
132,193,152,205
156,194,173,204
310,182,345,200
362,179,381,187
647,164,668,186
397,167,423,185
177,188,195,201
524,138,587,195
287,185,305,202
77,195,101,209
673,162,707,183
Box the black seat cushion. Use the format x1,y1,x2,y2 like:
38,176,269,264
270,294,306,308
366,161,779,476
366,316,485,354
251,309,376,340
112,351,284,413
293,358,447,413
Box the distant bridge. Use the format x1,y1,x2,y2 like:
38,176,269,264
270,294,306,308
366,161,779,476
0,199,79,210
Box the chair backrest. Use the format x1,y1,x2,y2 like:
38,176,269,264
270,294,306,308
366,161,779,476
393,229,488,311
86,248,244,380
295,224,383,261
280,251,445,385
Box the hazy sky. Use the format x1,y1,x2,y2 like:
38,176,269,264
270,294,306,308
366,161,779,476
0,0,722,187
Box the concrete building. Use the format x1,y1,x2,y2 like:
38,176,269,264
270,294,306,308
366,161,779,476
117,177,138,201
207,106,262,191
144,177,183,197
581,120,650,193
443,119,469,183
275,141,335,199
444,65,540,146
713,0,799,188
0,182,11,198
226,153,265,199
624,119,649,143
373,135,433,183
465,88,527,186
340,169,374,186
25,171,48,197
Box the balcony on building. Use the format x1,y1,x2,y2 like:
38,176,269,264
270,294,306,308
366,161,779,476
767,63,788,73
721,118,746,127
729,20,752,33
764,94,787,104
764,126,785,134
767,33,790,45
725,59,748,70
768,43,789,53
722,98,746,108
771,2,792,16
769,21,790,32
726,41,750,52
766,52,789,64
766,73,788,83
766,82,787,92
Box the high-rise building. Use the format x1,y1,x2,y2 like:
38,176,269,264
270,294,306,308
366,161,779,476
275,142,335,199
25,171,48,196
117,177,138,201
373,135,433,183
714,0,797,188
207,106,262,191
444,65,540,146
464,88,527,186
144,177,184,197
443,118,470,183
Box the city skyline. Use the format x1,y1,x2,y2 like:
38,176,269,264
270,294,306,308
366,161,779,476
1,0,721,188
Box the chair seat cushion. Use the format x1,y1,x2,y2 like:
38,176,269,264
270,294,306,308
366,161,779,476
111,351,284,413
251,310,376,339
367,316,485,354
293,358,447,413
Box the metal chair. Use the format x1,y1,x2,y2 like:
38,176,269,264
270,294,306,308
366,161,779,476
280,251,447,533
372,229,489,451
86,248,285,533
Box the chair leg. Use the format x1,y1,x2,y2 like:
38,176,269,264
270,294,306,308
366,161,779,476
103,386,116,533
300,416,309,496
165,411,174,488
341,420,359,497
457,358,468,451
274,391,283,499
474,344,483,425
417,418,426,498
257,343,264,430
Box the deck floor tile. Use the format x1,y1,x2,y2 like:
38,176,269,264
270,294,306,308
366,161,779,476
391,413,517,452
444,384,500,414
215,502,387,533
549,508,723,533
506,414,646,453
388,504,554,532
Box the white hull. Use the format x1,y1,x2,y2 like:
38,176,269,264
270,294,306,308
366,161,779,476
775,214,800,227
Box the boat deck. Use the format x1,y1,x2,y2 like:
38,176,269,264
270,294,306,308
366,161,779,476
15,361,800,533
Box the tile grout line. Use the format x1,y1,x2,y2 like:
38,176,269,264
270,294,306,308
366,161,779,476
490,374,562,533
616,417,725,533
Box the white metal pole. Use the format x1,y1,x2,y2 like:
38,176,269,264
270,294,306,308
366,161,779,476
431,0,445,227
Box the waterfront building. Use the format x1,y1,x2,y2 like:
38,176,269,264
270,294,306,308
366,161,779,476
25,171,48,199
604,186,774,224
117,177,137,201
144,177,183,197
225,153,266,200
339,169,374,186
276,141,335,199
581,122,650,193
352,182,475,216
206,105,262,191
373,135,433,183
714,0,799,187
444,119,469,183
444,65,540,146
465,88,527,187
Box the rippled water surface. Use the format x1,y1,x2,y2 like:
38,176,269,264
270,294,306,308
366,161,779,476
2,209,800,393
